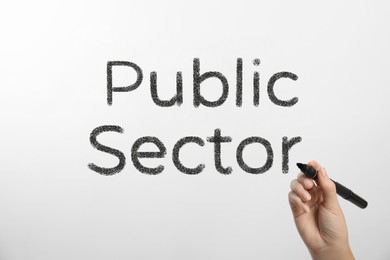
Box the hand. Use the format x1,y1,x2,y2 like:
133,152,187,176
288,161,355,260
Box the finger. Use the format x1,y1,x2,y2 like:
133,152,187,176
290,179,312,202
308,161,340,210
297,173,315,190
288,190,310,214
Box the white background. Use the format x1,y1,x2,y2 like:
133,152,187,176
1,1,389,259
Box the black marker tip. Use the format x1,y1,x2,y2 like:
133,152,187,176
296,162,318,180
296,163,305,170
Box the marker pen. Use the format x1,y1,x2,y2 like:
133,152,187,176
296,163,368,209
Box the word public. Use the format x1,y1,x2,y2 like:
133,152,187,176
107,58,298,107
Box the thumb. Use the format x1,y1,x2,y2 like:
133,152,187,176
308,161,340,210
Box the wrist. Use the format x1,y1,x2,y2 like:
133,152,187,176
311,245,354,260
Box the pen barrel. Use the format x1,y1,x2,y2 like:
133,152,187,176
333,180,368,209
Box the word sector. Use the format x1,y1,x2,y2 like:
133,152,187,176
88,126,302,175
